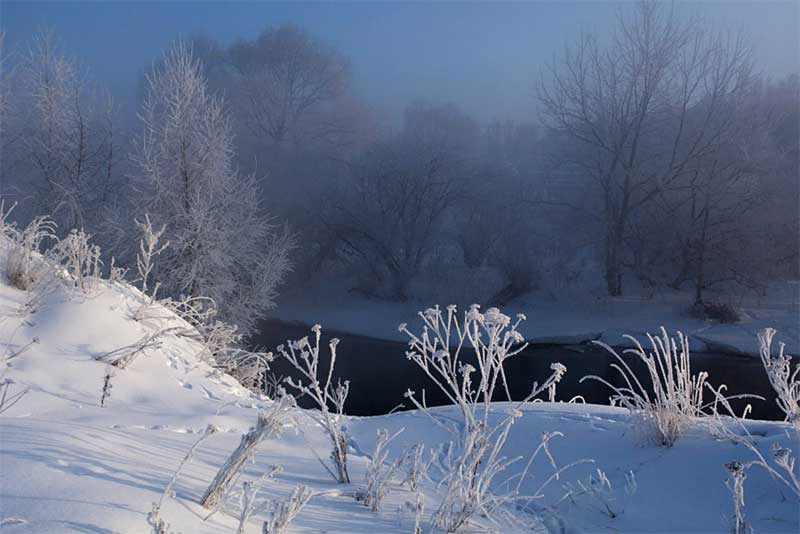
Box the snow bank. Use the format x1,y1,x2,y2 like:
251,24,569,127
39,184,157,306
0,274,797,533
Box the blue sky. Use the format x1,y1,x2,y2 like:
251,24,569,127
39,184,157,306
2,1,797,122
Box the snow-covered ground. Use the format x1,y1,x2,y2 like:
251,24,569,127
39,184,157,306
1,275,798,533
267,277,800,355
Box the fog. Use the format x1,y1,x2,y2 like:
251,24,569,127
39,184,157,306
0,1,798,337
2,1,797,122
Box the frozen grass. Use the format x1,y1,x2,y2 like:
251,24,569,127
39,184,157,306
581,327,754,447
5,215,56,292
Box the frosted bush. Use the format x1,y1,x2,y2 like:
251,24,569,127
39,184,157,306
758,328,800,427
262,485,313,534
399,305,568,532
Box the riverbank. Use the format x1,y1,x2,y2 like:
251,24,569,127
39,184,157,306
265,279,800,356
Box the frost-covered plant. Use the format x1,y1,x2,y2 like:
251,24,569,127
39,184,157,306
201,395,294,510
582,327,729,447
149,424,217,534
559,467,619,519
279,325,351,483
156,295,272,390
135,214,169,297
0,374,27,415
412,492,424,534
548,363,567,402
725,461,750,534
234,465,283,533
95,328,172,368
361,428,405,512
402,444,431,492
758,328,799,427
107,257,128,284
219,347,273,391
6,214,56,291
52,228,102,293
100,367,113,407
264,373,284,401
146,504,169,534
399,305,568,532
262,485,313,534
708,385,800,499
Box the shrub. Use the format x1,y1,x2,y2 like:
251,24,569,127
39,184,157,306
691,300,742,323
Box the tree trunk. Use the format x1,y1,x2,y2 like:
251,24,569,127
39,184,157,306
605,226,624,296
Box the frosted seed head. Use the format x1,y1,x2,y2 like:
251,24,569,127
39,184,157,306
483,307,511,328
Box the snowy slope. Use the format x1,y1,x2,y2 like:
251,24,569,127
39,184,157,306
0,275,798,533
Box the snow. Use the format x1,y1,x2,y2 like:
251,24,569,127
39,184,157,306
0,274,797,533
267,278,800,355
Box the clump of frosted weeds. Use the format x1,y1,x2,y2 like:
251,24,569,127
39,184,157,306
359,428,405,512
758,328,800,428
399,304,570,532
201,395,294,510
52,228,103,294
262,485,313,534
582,327,751,447
402,443,431,492
279,325,351,483
234,465,283,534
5,214,56,292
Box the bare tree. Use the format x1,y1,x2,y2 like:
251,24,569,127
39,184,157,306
540,2,754,295
328,102,476,299
16,30,120,234
228,24,350,147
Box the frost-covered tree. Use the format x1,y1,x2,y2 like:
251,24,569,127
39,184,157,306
132,42,293,335
13,30,120,234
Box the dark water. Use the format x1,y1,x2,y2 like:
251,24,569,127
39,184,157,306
251,319,782,421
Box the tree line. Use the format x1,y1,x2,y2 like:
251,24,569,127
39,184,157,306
0,3,797,335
